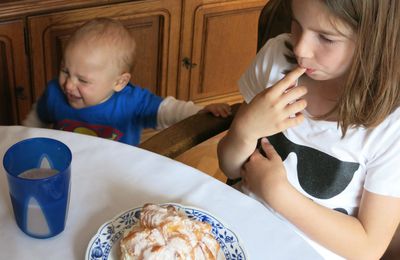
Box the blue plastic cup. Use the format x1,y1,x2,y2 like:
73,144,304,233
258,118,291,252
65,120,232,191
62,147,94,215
3,137,72,239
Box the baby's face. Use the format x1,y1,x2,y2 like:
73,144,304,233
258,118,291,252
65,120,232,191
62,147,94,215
59,42,123,109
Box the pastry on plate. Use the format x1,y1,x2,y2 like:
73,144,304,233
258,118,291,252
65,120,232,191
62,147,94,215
120,203,220,260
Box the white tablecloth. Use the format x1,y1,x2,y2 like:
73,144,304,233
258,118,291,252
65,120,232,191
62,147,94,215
0,126,321,259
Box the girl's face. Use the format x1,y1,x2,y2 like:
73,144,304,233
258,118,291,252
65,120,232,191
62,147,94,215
291,0,356,82
59,42,124,109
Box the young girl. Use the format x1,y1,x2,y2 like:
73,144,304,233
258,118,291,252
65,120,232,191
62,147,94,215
218,0,400,259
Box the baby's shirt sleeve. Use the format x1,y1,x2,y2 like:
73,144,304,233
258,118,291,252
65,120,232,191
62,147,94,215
22,102,48,128
128,87,163,129
36,79,61,124
156,96,202,130
238,33,296,103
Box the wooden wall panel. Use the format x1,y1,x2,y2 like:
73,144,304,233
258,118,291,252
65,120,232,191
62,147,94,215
0,20,31,124
179,0,268,105
0,41,14,124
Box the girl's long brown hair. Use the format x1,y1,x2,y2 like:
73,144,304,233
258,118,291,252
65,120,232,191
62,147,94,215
285,0,400,135
323,0,400,135
325,0,400,135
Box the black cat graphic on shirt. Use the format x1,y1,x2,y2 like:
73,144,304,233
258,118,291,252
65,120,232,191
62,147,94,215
258,133,360,214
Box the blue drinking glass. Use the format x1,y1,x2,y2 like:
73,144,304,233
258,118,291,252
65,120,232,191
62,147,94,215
3,137,72,239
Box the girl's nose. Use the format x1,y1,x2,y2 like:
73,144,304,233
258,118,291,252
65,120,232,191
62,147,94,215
293,33,313,60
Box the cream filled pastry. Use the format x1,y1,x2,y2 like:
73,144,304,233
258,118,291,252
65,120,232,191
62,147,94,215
120,203,220,260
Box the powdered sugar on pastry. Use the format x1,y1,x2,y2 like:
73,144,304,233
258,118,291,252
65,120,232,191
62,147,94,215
120,204,220,260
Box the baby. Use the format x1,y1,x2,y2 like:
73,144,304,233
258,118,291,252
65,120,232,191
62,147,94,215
24,17,231,146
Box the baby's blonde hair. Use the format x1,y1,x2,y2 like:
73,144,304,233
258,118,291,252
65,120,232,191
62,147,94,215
66,17,136,73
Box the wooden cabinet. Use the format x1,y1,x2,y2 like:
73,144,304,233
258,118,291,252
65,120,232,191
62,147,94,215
0,20,31,125
179,0,266,105
0,0,267,125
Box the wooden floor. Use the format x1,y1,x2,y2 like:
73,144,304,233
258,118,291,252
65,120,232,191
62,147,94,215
174,132,228,183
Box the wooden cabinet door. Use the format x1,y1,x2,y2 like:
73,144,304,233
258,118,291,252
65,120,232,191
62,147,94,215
179,0,268,104
0,20,31,125
28,0,181,101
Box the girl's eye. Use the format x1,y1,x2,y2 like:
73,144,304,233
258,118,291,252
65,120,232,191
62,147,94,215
319,35,335,44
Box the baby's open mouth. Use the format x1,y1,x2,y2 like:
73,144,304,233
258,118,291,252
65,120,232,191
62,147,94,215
67,93,82,100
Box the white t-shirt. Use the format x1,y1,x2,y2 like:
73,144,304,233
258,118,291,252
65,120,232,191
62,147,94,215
238,33,400,259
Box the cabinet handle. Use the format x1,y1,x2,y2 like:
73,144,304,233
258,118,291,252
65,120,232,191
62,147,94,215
182,57,197,69
15,86,27,100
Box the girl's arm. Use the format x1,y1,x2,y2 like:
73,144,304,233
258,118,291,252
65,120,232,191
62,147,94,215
218,67,307,179
217,112,259,179
277,182,400,259
243,140,400,259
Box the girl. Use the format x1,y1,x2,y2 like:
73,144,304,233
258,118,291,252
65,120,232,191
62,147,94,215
218,0,400,259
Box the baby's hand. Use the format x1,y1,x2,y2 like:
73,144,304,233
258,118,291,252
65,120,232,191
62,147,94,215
199,103,232,118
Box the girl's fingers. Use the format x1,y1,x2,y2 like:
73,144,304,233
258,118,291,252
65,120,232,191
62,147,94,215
285,112,305,128
260,138,280,159
280,85,307,106
286,98,307,115
271,67,306,95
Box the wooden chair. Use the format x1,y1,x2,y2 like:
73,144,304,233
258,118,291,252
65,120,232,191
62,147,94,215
139,103,241,158
139,0,291,169
257,0,291,51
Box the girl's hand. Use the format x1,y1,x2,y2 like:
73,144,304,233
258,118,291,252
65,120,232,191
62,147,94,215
231,67,307,143
200,103,232,118
241,138,289,203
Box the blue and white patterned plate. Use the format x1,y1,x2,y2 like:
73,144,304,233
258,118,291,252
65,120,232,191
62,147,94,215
86,203,246,260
